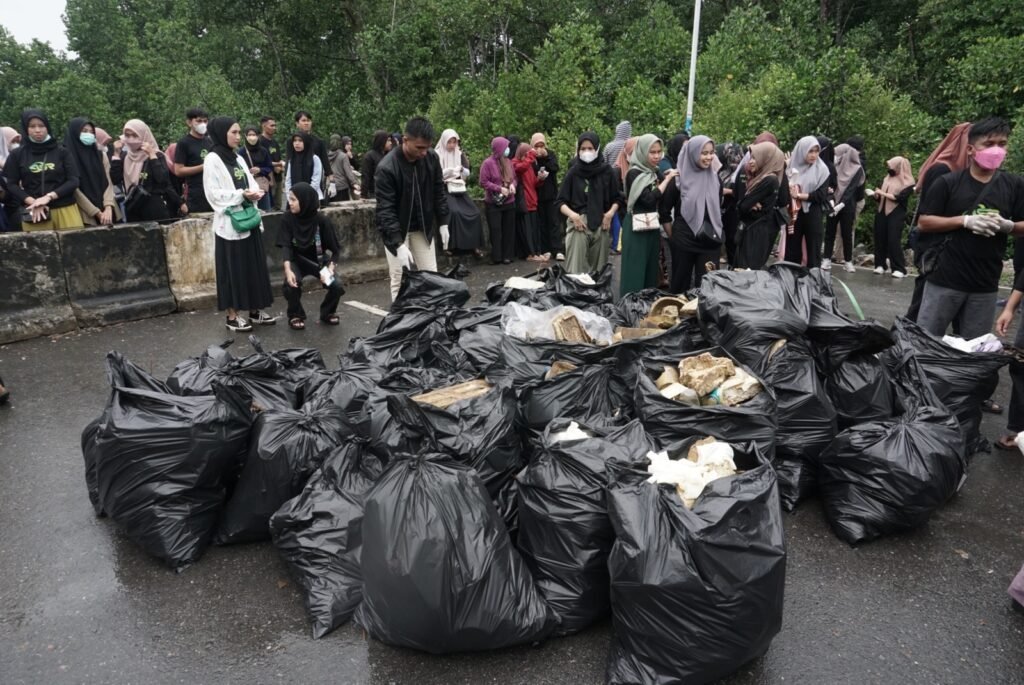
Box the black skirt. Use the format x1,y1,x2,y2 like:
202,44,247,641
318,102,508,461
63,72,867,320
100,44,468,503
215,231,275,311
515,211,542,258
446,191,483,251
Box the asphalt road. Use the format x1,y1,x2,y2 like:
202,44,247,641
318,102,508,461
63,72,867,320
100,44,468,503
1,259,1023,685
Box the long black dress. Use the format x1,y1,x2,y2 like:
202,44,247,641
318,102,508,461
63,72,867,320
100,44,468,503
445,152,483,252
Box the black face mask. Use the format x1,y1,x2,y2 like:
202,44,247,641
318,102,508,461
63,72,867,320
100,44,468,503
887,168,897,176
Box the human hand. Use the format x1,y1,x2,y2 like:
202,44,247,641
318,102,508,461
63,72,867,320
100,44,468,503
963,213,999,237
31,193,53,208
601,211,614,231
570,212,587,231
180,203,189,216
285,270,298,289
997,308,1016,337
994,215,1016,234
250,167,261,176
243,189,264,201
395,244,414,269
141,142,157,159
328,182,337,198
99,207,114,225
439,225,450,250
113,139,124,153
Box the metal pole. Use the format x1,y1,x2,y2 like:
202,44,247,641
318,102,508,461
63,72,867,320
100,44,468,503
685,0,702,134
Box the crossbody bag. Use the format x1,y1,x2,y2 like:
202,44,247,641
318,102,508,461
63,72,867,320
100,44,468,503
919,170,1002,277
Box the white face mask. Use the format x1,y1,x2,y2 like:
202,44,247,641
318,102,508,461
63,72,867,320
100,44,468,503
193,122,208,136
579,150,598,164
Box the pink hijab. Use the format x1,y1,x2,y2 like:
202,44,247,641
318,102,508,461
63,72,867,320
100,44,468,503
122,119,161,189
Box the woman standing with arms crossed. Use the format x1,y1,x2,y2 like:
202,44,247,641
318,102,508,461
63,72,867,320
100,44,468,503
621,134,677,295
204,116,276,332
785,136,830,268
870,156,916,278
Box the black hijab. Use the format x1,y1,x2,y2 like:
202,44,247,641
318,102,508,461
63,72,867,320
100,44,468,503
370,130,389,155
209,116,246,190
287,131,315,185
242,125,262,155
284,182,322,247
666,133,689,167
564,132,617,229
65,117,107,208
21,109,58,154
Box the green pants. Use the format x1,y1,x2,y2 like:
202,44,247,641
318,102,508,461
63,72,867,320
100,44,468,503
619,214,661,296
564,221,611,275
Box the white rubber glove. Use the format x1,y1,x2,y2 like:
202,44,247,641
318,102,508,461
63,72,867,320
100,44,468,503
963,213,999,237
328,182,337,198
994,215,1016,234
439,225,450,250
395,243,414,269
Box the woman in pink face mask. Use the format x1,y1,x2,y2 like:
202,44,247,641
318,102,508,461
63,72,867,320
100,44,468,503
109,119,186,222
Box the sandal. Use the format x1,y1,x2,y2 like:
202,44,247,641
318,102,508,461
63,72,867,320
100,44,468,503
982,399,1004,415
288,317,305,330
995,434,1018,451
0,378,8,406
321,314,340,326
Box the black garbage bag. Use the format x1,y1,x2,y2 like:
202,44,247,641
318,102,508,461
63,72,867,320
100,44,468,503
485,279,565,308
269,440,384,638
445,305,504,338
86,353,252,569
608,288,674,328
391,266,471,314
517,419,657,635
550,263,614,309
167,341,300,410
347,307,450,370
300,356,385,414
215,404,349,544
754,338,838,511
634,348,777,459
817,406,967,545
884,317,1007,453
519,360,631,447
802,269,893,366
607,321,702,392
248,335,326,387
606,440,786,685
356,454,556,653
823,352,896,429
454,324,505,373
697,268,810,367
83,353,172,516
497,334,613,388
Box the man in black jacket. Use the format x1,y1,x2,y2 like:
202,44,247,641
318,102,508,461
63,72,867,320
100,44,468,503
375,116,449,301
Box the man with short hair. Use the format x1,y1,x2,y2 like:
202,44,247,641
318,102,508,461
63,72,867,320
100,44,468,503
174,107,213,213
374,116,450,300
294,111,333,201
259,116,285,209
917,117,1024,339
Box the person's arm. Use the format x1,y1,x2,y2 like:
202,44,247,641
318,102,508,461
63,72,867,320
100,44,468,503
478,160,503,195
602,169,622,228
546,150,559,175
108,156,124,186
318,140,333,184
997,285,1024,336
284,162,292,199
460,152,471,179
916,176,961,233
3,153,28,205
52,148,80,199
738,178,776,215
801,179,829,206
152,157,184,212
343,155,358,188
312,157,324,199
374,159,403,254
202,156,246,211
659,180,679,235
173,142,204,178
258,150,273,178
434,160,450,226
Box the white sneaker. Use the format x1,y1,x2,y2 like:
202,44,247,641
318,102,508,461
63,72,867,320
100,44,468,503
843,261,856,273
555,253,565,261
892,271,906,279
821,258,832,271
873,266,885,275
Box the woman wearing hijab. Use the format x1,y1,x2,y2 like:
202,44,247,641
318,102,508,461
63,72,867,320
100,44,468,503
660,135,723,291
0,126,21,231
822,143,864,273
278,182,344,330
717,142,744,266
511,142,548,262
284,131,323,209
906,122,972,322
870,156,916,278
203,116,275,332
328,134,359,202
435,128,483,256
620,134,678,295
2,109,82,231
556,132,622,275
479,136,518,264
65,118,118,226
735,141,786,270
238,125,273,210
360,130,391,199
109,119,185,222
784,135,831,267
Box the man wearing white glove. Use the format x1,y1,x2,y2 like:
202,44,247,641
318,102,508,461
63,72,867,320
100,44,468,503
374,116,450,300
917,117,1024,339
439,225,450,251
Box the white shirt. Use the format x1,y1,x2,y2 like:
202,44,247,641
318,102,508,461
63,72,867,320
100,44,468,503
203,152,261,241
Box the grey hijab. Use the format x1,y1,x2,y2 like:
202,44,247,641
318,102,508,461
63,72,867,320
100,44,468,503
789,135,830,213
675,134,722,238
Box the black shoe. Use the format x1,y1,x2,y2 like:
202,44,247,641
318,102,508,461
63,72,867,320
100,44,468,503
502,259,512,265
226,316,253,332
249,310,278,325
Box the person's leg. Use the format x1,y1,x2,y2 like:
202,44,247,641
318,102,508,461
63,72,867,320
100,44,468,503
501,207,516,262
824,215,838,263
619,216,637,296
564,226,589,274
839,206,855,263
906,274,928,321
643,229,661,289
384,242,407,301
873,212,887,271
283,278,306,321
486,204,502,262
784,217,805,263
610,213,621,254
408,230,438,272
592,227,612,271
888,217,906,273
319,280,344,321
1014,236,1024,277
957,291,997,340
692,248,719,289
805,213,823,269
1004,325,1024,445
723,209,739,267
917,281,969,337
670,242,697,293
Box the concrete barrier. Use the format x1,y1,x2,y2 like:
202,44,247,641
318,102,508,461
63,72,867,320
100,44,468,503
0,231,77,344
58,223,177,327
164,215,217,310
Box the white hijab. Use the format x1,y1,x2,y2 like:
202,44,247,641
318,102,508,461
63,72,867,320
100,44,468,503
789,135,830,213
435,129,463,171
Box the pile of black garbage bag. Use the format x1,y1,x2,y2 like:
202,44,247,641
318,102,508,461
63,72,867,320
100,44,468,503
81,262,1007,683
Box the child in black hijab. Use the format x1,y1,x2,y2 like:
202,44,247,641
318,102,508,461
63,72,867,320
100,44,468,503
277,182,344,329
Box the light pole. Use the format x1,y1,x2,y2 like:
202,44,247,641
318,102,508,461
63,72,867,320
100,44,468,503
684,0,702,134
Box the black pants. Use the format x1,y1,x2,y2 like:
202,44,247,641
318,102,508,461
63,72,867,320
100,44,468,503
722,205,740,266
486,202,516,262
874,210,906,273
825,203,856,262
669,232,719,293
337,187,352,202
537,199,561,254
785,206,823,268
283,260,344,321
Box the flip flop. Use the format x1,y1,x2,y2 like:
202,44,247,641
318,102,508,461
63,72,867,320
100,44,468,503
982,399,1004,415
321,314,340,325
288,317,305,330
995,434,1018,451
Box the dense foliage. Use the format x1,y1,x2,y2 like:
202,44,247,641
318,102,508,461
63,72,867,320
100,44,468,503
2,0,1023,191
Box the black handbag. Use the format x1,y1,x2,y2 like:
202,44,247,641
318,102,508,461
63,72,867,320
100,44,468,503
124,180,151,214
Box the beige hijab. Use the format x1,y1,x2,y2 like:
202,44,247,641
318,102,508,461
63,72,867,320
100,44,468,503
880,156,915,215
745,142,786,193
122,119,161,190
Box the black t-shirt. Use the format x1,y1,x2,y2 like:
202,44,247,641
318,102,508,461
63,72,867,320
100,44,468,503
174,133,212,195
259,135,282,164
920,169,1024,293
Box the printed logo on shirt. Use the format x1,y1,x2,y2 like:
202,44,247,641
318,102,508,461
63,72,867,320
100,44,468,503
28,161,57,173
200,149,209,159
233,167,246,181
140,171,149,182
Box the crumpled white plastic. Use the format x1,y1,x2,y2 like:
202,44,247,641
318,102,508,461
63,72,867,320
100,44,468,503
501,302,614,345
503,276,546,291
645,443,737,508
942,333,1003,354
550,421,593,443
